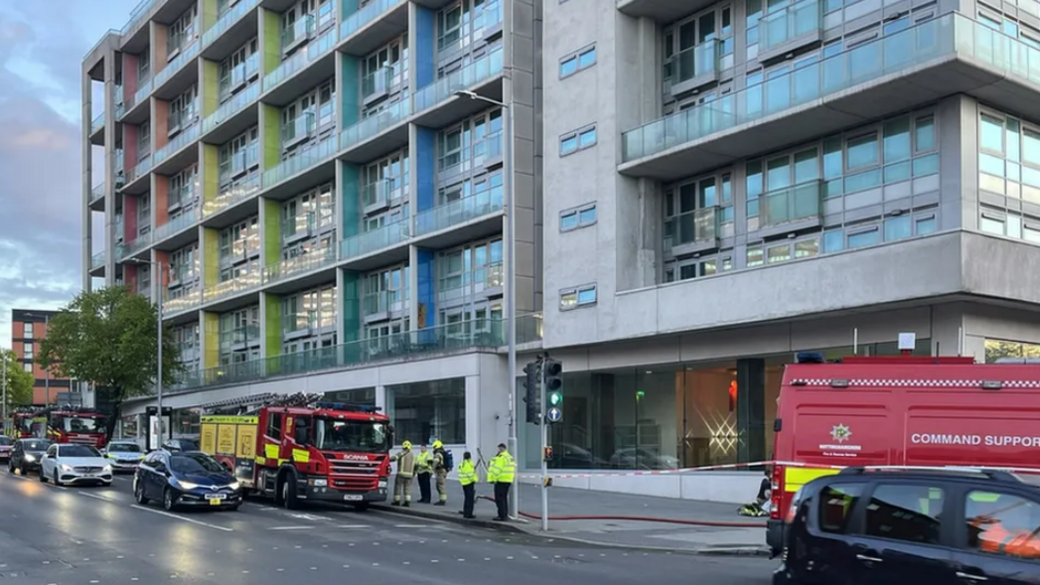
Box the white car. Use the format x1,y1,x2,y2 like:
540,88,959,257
40,444,113,486
103,440,145,472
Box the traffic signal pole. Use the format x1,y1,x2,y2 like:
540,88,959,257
539,358,549,532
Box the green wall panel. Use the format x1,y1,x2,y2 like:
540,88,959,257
264,293,281,358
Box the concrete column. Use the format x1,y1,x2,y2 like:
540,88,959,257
83,61,95,290
736,358,766,463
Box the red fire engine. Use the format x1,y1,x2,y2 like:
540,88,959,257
4,406,45,439
199,393,394,510
767,352,1040,556
42,406,109,448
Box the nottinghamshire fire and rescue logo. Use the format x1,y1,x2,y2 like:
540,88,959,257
831,424,852,444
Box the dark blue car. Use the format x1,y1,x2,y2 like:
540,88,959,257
134,450,242,511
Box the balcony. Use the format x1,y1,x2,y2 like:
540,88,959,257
664,207,719,257
361,179,405,215
621,13,1040,181
115,86,125,119
515,311,543,346
154,39,199,94
414,190,504,238
361,67,392,105
153,122,200,166
121,232,154,258
169,318,506,391
281,14,315,56
263,246,338,285
281,112,315,150
89,182,106,210
219,325,260,350
413,47,503,115
202,273,263,304
152,207,201,247
282,312,320,338
130,77,153,112
216,52,259,99
90,112,105,134
263,24,338,101
122,0,161,36
281,212,317,243
337,100,411,162
473,1,503,40
439,132,503,179
666,40,720,98
262,134,336,189
362,290,407,321
758,0,824,64
163,289,203,316
203,175,260,218
202,0,259,48
340,221,410,265
166,264,198,289
90,251,106,271
203,82,260,137
757,180,823,237
339,0,409,56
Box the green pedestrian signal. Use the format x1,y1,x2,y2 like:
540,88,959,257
549,391,562,406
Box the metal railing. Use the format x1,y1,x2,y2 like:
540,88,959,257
413,47,504,112
204,82,260,134
154,40,199,89
202,273,263,304
153,122,200,165
263,246,338,284
340,221,410,260
262,134,336,188
339,99,411,150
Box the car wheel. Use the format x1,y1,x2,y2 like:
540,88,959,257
38,469,46,483
281,477,299,510
163,488,176,511
19,463,26,476
134,481,148,505
53,470,62,487
6,460,12,473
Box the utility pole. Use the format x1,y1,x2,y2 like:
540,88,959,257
2,349,8,426
539,353,548,531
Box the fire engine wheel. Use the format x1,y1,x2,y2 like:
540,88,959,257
281,476,299,510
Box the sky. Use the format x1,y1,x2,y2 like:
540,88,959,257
0,0,139,348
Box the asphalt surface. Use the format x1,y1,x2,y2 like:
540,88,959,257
0,468,775,584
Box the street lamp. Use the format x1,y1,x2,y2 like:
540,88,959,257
454,88,518,518
126,257,165,448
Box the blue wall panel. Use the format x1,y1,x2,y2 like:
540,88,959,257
417,248,436,338
415,7,435,88
415,126,436,216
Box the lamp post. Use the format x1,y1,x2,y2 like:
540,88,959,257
127,258,164,448
2,349,7,426
454,89,518,519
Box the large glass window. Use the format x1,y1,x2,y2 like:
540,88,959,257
386,378,466,445
984,338,1040,362
864,484,944,545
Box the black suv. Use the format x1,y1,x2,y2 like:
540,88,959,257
774,467,1040,584
7,439,52,475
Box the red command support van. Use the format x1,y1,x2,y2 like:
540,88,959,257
766,354,1040,555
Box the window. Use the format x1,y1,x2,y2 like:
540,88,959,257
23,363,32,373
559,45,596,78
266,412,282,440
560,204,597,231
23,343,33,360
864,484,944,545
847,227,879,249
386,378,465,444
819,483,865,534
965,490,1040,561
560,284,597,310
22,323,33,338
560,125,597,156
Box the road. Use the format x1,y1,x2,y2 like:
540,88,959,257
0,469,774,584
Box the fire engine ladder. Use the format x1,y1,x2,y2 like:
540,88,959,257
198,392,324,416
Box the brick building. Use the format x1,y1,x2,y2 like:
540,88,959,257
10,309,70,405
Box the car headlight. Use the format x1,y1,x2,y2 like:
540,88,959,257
103,465,112,473
176,480,199,490
60,464,72,472
228,481,240,490
23,454,35,462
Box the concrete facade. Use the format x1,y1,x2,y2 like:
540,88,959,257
82,0,1040,503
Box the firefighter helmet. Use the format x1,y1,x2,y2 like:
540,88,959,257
432,440,443,449
402,440,412,449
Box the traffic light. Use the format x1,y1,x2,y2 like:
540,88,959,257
523,361,540,424
543,358,562,393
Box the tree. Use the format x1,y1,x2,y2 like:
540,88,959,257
1,349,34,409
39,286,183,438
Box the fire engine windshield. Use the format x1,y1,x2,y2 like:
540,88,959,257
314,419,390,453
63,417,104,433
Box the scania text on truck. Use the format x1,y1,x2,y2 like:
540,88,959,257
43,406,108,448
767,353,1040,556
199,392,393,510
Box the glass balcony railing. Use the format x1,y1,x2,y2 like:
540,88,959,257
281,212,316,241
759,181,823,227
362,290,407,315
219,325,261,349
414,189,503,236
153,207,200,242
132,77,153,108
474,1,503,34
115,86,125,118
203,175,260,217
154,40,199,89
760,0,823,54
122,0,159,34
622,14,959,162
90,112,105,134
439,132,502,175
90,251,105,270
90,182,106,204
361,67,392,100
262,134,336,188
413,47,504,112
281,112,315,145
668,40,719,87
202,273,263,304
153,123,200,165
664,207,718,250
281,14,315,53
340,221,410,260
282,311,319,335
122,232,153,257
132,156,152,182
263,246,337,284
339,100,411,150
515,311,543,345
264,24,337,92
217,147,257,180
162,289,202,315
361,179,405,208
202,0,259,47
340,0,404,40
167,264,198,285
204,82,260,134
170,318,506,391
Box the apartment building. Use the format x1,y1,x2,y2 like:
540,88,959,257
9,309,73,406
84,0,1040,498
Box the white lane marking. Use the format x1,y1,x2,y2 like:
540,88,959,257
394,524,429,528
77,491,120,503
288,513,331,521
337,524,372,529
130,505,234,532
268,526,310,531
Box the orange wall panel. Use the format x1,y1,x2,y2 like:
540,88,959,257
154,100,170,150
154,27,169,70
155,175,170,227
155,251,171,288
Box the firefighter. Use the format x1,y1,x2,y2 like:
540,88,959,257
415,444,433,504
457,451,477,519
487,442,515,521
391,440,415,507
433,440,448,506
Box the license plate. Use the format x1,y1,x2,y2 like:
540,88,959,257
206,493,226,505
343,494,363,502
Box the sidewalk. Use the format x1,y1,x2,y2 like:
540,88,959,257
372,480,770,556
